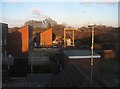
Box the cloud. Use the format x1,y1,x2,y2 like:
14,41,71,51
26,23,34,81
31,9,42,16
30,9,49,19
2,0,119,2
81,11,86,13
95,2,118,5
9,0,20,2
2,18,25,27
95,0,119,2
79,1,118,8
79,1,118,5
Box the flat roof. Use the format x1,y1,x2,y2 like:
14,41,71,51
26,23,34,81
64,50,101,59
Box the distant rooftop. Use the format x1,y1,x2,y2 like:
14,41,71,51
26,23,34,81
0,23,8,25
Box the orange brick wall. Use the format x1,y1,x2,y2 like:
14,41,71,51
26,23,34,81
7,25,33,57
18,25,33,54
40,28,52,46
18,26,29,53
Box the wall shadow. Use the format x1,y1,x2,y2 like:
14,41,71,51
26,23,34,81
7,31,22,57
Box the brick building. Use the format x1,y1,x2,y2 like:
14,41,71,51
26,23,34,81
35,28,52,47
7,25,33,57
40,28,52,46
18,25,33,54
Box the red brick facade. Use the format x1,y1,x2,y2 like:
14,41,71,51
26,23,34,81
40,28,52,46
18,26,32,53
7,25,33,57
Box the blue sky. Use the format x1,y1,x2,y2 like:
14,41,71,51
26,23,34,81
1,2,118,27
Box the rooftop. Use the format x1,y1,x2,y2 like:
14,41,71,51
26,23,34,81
64,50,101,59
46,63,105,87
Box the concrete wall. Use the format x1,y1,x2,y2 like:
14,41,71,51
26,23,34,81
0,23,8,57
0,23,8,88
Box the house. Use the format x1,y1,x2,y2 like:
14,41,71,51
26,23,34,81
34,28,52,47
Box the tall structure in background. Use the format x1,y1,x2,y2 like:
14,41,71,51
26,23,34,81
64,28,76,47
0,23,8,88
0,23,8,57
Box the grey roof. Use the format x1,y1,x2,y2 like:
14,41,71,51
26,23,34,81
28,48,60,65
64,50,101,59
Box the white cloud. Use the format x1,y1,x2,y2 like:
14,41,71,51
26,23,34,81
1,0,120,2
2,18,25,27
79,1,118,6
31,9,42,16
30,9,49,20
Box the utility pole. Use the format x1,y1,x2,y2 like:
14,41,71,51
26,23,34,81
90,26,94,87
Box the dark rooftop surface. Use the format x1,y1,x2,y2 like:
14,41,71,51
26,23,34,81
46,62,105,87
3,49,114,88
2,62,106,88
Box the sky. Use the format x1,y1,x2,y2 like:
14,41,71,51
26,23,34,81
0,1,119,27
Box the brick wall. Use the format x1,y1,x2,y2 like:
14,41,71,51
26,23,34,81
40,28,52,46
7,25,33,57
